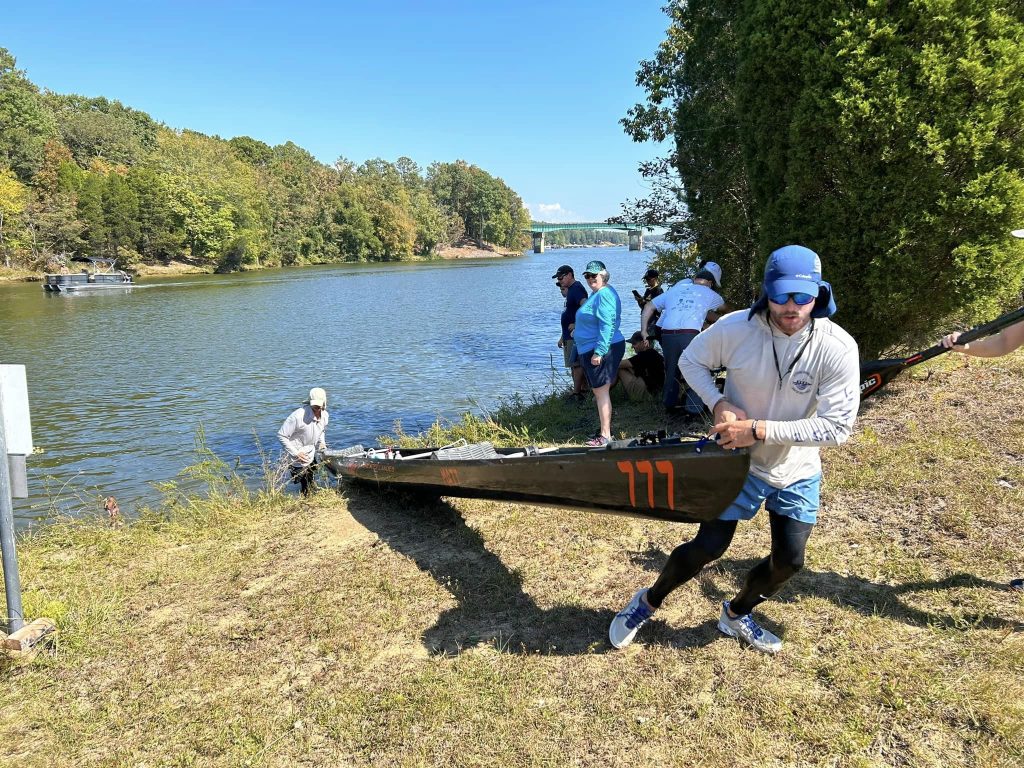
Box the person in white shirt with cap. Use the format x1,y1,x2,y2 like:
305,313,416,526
277,387,330,496
641,261,725,414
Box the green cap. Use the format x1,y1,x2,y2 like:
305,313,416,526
583,260,606,275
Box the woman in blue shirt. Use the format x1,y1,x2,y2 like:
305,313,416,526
573,260,626,446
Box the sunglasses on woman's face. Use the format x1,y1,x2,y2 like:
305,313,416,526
584,273,598,279
769,292,816,306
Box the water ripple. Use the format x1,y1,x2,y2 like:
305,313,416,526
2,248,649,524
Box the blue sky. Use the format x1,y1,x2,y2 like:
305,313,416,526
4,1,672,223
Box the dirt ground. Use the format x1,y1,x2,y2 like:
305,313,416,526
434,239,520,259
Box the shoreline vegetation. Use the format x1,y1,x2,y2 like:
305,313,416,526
0,48,534,281
1,354,1022,765
0,237,524,282
0,239,638,283
0,239,635,283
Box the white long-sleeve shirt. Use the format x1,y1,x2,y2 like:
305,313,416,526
679,310,860,487
277,406,329,467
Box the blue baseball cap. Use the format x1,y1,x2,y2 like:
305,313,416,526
763,245,821,297
750,245,836,318
584,260,606,275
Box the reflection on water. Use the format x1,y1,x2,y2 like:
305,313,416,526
0,247,653,524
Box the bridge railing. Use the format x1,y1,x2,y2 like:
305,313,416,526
527,222,642,233
527,223,645,252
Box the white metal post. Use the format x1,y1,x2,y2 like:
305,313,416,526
0,385,24,633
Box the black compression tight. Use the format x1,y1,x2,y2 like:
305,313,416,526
646,512,814,615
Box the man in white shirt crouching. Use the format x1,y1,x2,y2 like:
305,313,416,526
277,387,330,496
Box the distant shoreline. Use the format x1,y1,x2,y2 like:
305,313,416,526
0,242,524,283
0,241,642,283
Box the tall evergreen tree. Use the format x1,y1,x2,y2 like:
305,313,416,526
127,166,184,263
736,0,1024,353
102,172,140,260
76,172,108,258
627,1,1024,354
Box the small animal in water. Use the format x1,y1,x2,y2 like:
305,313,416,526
103,496,121,526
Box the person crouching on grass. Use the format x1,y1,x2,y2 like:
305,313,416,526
573,260,626,447
277,387,329,496
609,245,860,653
615,331,665,400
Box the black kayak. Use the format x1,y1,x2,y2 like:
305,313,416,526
322,436,750,524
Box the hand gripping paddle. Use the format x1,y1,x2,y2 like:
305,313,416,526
859,305,1024,400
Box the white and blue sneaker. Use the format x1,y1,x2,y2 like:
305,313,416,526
609,588,654,649
717,601,782,654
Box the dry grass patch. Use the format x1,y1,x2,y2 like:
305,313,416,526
1,354,1023,766
0,266,38,282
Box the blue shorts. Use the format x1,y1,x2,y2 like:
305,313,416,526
719,472,821,525
579,340,626,388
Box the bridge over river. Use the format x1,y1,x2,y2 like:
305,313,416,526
528,222,644,253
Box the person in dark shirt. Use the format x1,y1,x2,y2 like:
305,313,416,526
554,264,589,400
633,269,665,339
616,331,666,400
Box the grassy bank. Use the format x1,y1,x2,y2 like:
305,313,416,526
0,266,39,282
1,357,1022,766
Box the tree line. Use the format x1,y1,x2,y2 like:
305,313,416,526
539,228,629,247
620,1,1024,356
0,49,530,274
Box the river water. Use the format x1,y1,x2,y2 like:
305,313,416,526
0,246,653,524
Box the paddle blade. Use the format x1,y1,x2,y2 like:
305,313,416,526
858,305,1024,401
859,358,910,400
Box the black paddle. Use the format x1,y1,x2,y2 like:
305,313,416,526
859,305,1024,400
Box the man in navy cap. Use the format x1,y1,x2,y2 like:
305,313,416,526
610,245,860,654
553,264,588,400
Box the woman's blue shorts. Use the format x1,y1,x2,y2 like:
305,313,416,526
579,340,626,388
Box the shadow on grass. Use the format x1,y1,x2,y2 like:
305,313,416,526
632,544,1023,633
344,485,1021,655
342,484,728,656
